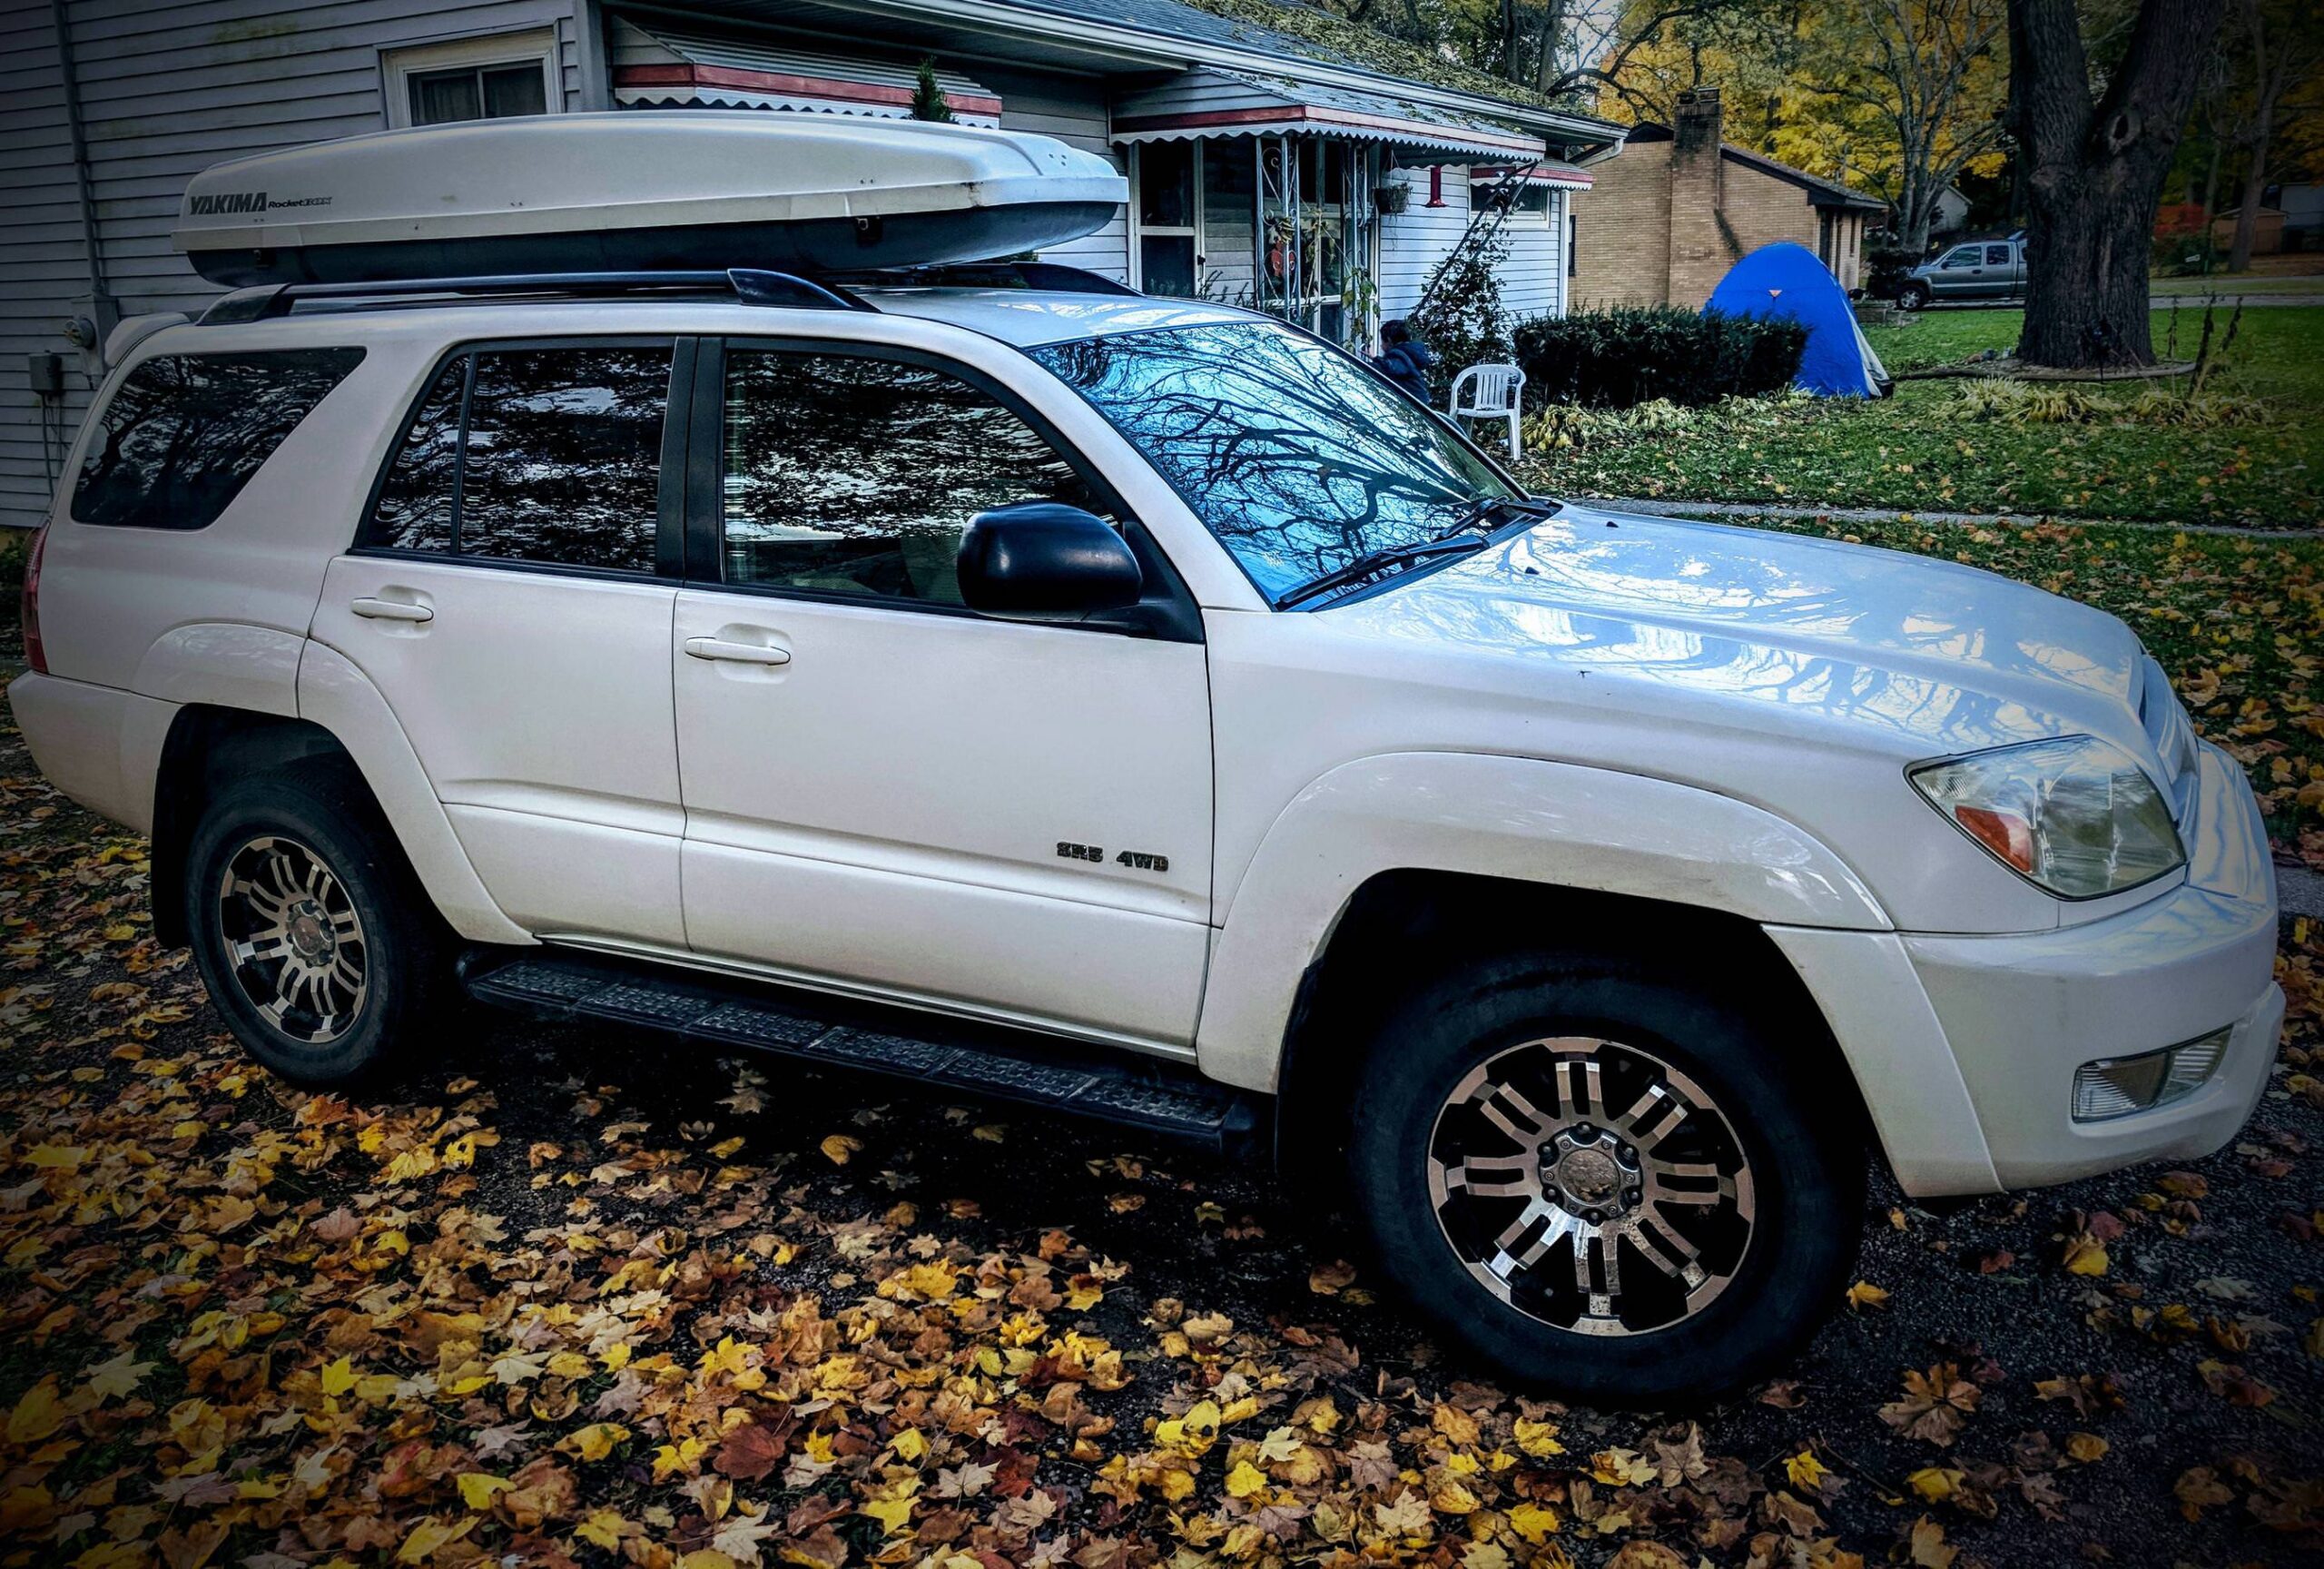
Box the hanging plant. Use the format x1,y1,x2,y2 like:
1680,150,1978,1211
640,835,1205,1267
1373,183,1410,217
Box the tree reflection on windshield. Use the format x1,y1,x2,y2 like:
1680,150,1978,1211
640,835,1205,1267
1029,321,1518,605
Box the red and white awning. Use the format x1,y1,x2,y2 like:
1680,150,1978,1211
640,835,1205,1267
1472,161,1595,189
1111,67,1543,163
609,20,1001,126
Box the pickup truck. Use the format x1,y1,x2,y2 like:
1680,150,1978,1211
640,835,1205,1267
1898,236,2027,309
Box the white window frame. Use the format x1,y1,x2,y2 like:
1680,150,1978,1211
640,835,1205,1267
1128,142,1204,294
383,29,560,130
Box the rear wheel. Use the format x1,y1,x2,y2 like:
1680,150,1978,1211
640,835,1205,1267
1346,950,1862,1404
183,761,448,1085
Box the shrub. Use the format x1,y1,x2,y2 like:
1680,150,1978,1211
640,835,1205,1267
1407,228,1512,393
1863,244,1923,301
1513,306,1807,410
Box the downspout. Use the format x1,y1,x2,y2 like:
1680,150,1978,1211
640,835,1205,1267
51,0,117,372
570,0,613,112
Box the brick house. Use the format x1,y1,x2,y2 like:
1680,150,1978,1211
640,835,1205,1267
1571,87,1886,311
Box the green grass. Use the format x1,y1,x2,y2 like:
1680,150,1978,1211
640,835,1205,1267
1522,306,2324,528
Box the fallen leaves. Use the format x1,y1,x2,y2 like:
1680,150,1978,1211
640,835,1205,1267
1879,1363,1983,1447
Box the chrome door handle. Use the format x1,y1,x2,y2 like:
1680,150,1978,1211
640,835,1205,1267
684,636,791,666
350,597,433,624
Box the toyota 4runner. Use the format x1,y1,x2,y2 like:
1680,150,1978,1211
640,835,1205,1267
10,264,2280,1403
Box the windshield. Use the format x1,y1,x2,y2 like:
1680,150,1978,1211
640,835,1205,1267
1028,320,1522,605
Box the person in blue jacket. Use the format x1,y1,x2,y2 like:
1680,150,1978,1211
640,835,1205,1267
1374,319,1436,403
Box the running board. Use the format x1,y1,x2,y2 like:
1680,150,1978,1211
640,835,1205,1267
458,950,1265,1157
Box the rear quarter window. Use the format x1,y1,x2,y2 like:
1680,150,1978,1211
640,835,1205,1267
70,348,366,530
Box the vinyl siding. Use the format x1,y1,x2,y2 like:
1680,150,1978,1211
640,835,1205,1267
1375,165,1466,321
986,64,1128,282
0,0,585,529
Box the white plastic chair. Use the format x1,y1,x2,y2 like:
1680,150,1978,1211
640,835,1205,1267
1448,363,1527,460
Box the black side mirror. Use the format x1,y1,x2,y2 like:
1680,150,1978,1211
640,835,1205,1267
956,502,1144,618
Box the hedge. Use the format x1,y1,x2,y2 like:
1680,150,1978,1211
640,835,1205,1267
1512,305,1808,410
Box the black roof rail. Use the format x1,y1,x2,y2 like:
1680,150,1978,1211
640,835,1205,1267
198,268,873,324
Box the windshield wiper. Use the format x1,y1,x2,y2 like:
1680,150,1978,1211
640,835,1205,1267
1434,495,1561,542
1274,534,1490,610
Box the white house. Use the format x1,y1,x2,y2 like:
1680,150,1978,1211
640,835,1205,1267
2,0,1625,532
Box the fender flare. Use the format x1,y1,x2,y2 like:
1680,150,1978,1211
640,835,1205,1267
294,640,532,946
1196,751,1890,1090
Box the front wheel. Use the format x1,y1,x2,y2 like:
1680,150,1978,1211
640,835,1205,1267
1896,281,1930,311
1346,951,1863,1405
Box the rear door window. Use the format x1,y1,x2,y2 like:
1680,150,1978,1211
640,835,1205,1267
366,343,674,574
71,348,364,529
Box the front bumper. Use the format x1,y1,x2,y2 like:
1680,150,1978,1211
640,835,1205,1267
1776,740,2282,1195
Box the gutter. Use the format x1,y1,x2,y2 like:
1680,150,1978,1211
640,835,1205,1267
794,0,1626,152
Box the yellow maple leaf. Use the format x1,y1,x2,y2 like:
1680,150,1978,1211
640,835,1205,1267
820,1134,862,1165
890,1428,928,1461
1430,1477,1481,1514
1225,1460,1269,1499
2063,1236,2110,1277
562,1422,630,1462
576,1509,627,1549
24,1146,84,1169
2065,1433,2110,1464
861,1492,917,1535
1846,1280,1892,1311
1907,1466,1963,1503
397,1516,477,1564
1785,1450,1828,1490
5,1379,64,1445
1512,1417,1564,1458
1507,1501,1561,1543
457,1474,510,1511
653,1438,707,1482
319,1357,357,1398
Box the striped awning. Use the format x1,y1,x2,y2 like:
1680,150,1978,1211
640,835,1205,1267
1111,67,1543,163
1472,160,1594,190
609,19,1001,125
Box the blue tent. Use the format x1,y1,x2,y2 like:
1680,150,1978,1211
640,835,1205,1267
1704,242,1893,399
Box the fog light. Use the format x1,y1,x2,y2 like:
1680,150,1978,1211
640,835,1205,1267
2072,1027,2232,1122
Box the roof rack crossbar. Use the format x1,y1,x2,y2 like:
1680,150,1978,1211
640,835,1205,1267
820,262,1141,297
198,268,873,325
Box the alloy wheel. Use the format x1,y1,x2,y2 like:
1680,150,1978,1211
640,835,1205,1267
1426,1035,1756,1337
215,834,369,1044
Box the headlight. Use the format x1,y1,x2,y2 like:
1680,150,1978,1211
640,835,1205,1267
1909,735,2185,899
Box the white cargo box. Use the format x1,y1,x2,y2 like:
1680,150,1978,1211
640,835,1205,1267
174,111,1126,286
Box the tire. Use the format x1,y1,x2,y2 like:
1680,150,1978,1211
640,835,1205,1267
1897,281,1930,311
182,758,449,1086
1345,948,1863,1406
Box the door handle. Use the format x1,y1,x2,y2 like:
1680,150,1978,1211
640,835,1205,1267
350,597,433,624
684,636,792,666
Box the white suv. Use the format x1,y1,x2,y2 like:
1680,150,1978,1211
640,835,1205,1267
11,267,2280,1402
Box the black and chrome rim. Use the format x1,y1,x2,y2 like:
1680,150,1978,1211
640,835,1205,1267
215,834,368,1044
1427,1035,1755,1337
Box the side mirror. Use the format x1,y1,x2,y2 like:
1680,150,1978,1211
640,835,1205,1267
956,502,1144,618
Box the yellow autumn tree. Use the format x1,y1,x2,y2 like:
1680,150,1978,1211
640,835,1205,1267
1602,0,2011,252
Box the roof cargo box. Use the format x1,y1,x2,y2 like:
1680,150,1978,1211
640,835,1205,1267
174,112,1126,287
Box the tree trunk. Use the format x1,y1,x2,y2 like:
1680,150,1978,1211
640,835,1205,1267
2229,103,2269,271
2007,0,2227,369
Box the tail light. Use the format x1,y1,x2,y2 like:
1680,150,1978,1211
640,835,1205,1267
21,520,48,675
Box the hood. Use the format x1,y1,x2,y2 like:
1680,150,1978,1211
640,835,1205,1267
1322,504,2155,762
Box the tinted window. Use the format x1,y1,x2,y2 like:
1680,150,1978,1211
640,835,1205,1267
461,348,667,570
370,359,464,553
365,344,671,574
1942,246,1980,268
720,350,1098,606
72,349,364,529
1985,244,2013,265
1029,321,1517,605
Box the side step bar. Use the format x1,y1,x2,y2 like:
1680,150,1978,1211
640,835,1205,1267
459,950,1265,1158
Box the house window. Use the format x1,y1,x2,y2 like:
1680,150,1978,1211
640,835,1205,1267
383,31,557,129
1132,142,1201,297
1568,210,1577,277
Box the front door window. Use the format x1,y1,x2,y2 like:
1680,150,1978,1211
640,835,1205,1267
1135,142,1201,297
